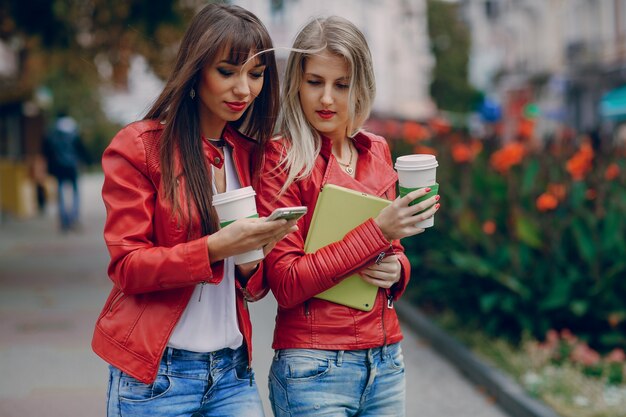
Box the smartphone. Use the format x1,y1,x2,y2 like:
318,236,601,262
266,206,308,222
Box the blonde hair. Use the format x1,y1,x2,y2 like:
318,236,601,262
278,16,376,193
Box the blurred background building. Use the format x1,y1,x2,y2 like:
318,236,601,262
3,0,626,219
236,0,436,120
461,0,626,140
0,36,49,220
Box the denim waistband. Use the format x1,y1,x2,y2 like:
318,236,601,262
147,344,250,382
163,343,246,364
274,342,401,365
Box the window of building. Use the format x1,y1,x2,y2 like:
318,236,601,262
485,0,499,20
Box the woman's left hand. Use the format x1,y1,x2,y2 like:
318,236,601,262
358,255,401,289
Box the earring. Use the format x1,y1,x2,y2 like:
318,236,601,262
189,87,196,99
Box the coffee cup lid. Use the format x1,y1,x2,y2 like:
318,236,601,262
394,154,438,171
212,186,256,206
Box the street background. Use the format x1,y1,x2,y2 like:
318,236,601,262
0,173,508,417
2,1,626,416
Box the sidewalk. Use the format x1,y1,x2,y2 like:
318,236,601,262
0,173,509,417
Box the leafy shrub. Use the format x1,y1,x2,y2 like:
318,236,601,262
385,125,626,353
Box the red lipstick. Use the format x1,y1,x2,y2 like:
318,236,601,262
317,110,335,120
226,101,247,112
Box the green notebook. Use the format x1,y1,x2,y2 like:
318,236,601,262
304,184,391,311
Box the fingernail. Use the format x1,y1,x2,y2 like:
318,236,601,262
435,203,441,209
435,195,440,201
425,187,431,192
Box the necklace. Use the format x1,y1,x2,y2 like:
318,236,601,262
335,142,355,175
205,137,225,147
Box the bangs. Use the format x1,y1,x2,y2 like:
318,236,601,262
221,20,273,66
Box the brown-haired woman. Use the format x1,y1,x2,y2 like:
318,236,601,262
92,4,295,416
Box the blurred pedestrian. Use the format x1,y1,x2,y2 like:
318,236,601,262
29,154,48,215
256,16,440,417
43,111,89,231
91,4,295,417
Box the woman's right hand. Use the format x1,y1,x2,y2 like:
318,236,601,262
374,188,440,241
206,217,298,262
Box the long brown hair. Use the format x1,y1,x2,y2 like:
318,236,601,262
145,3,279,236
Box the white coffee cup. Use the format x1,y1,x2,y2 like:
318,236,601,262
212,186,264,265
395,154,439,228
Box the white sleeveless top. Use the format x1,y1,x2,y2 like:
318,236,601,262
167,145,244,352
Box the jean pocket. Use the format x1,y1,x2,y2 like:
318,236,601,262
118,373,172,402
233,360,255,382
388,346,405,370
285,357,331,381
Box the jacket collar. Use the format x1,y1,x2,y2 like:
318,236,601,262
154,120,257,185
202,123,257,169
222,123,257,152
319,130,397,198
201,123,258,187
202,137,226,169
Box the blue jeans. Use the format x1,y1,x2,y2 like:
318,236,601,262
269,343,406,417
57,176,79,230
107,344,264,417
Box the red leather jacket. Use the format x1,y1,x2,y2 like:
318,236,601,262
92,120,267,384
256,130,411,350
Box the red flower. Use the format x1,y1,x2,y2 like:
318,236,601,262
547,183,566,201
452,140,483,164
413,145,437,156
384,120,400,138
571,343,601,366
605,163,620,181
560,329,577,344
517,118,535,140
482,220,496,235
489,142,526,173
451,143,472,163
566,142,594,181
608,313,623,328
403,122,429,144
536,192,558,211
606,349,626,363
545,330,560,348
428,117,451,135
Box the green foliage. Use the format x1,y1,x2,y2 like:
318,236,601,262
427,0,481,113
3,0,194,75
398,134,626,353
1,0,208,161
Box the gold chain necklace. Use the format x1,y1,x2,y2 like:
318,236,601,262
335,142,355,175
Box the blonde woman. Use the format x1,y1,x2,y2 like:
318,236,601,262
256,16,440,417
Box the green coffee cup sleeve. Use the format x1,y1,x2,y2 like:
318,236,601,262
220,213,259,228
398,183,439,209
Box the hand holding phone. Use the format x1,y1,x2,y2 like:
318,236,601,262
266,206,308,222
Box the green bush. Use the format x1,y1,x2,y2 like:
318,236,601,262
392,131,626,352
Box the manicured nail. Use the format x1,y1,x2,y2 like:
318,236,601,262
435,195,440,201
435,203,441,209
425,187,431,192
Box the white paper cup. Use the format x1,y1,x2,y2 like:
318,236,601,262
395,154,439,228
212,186,264,265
